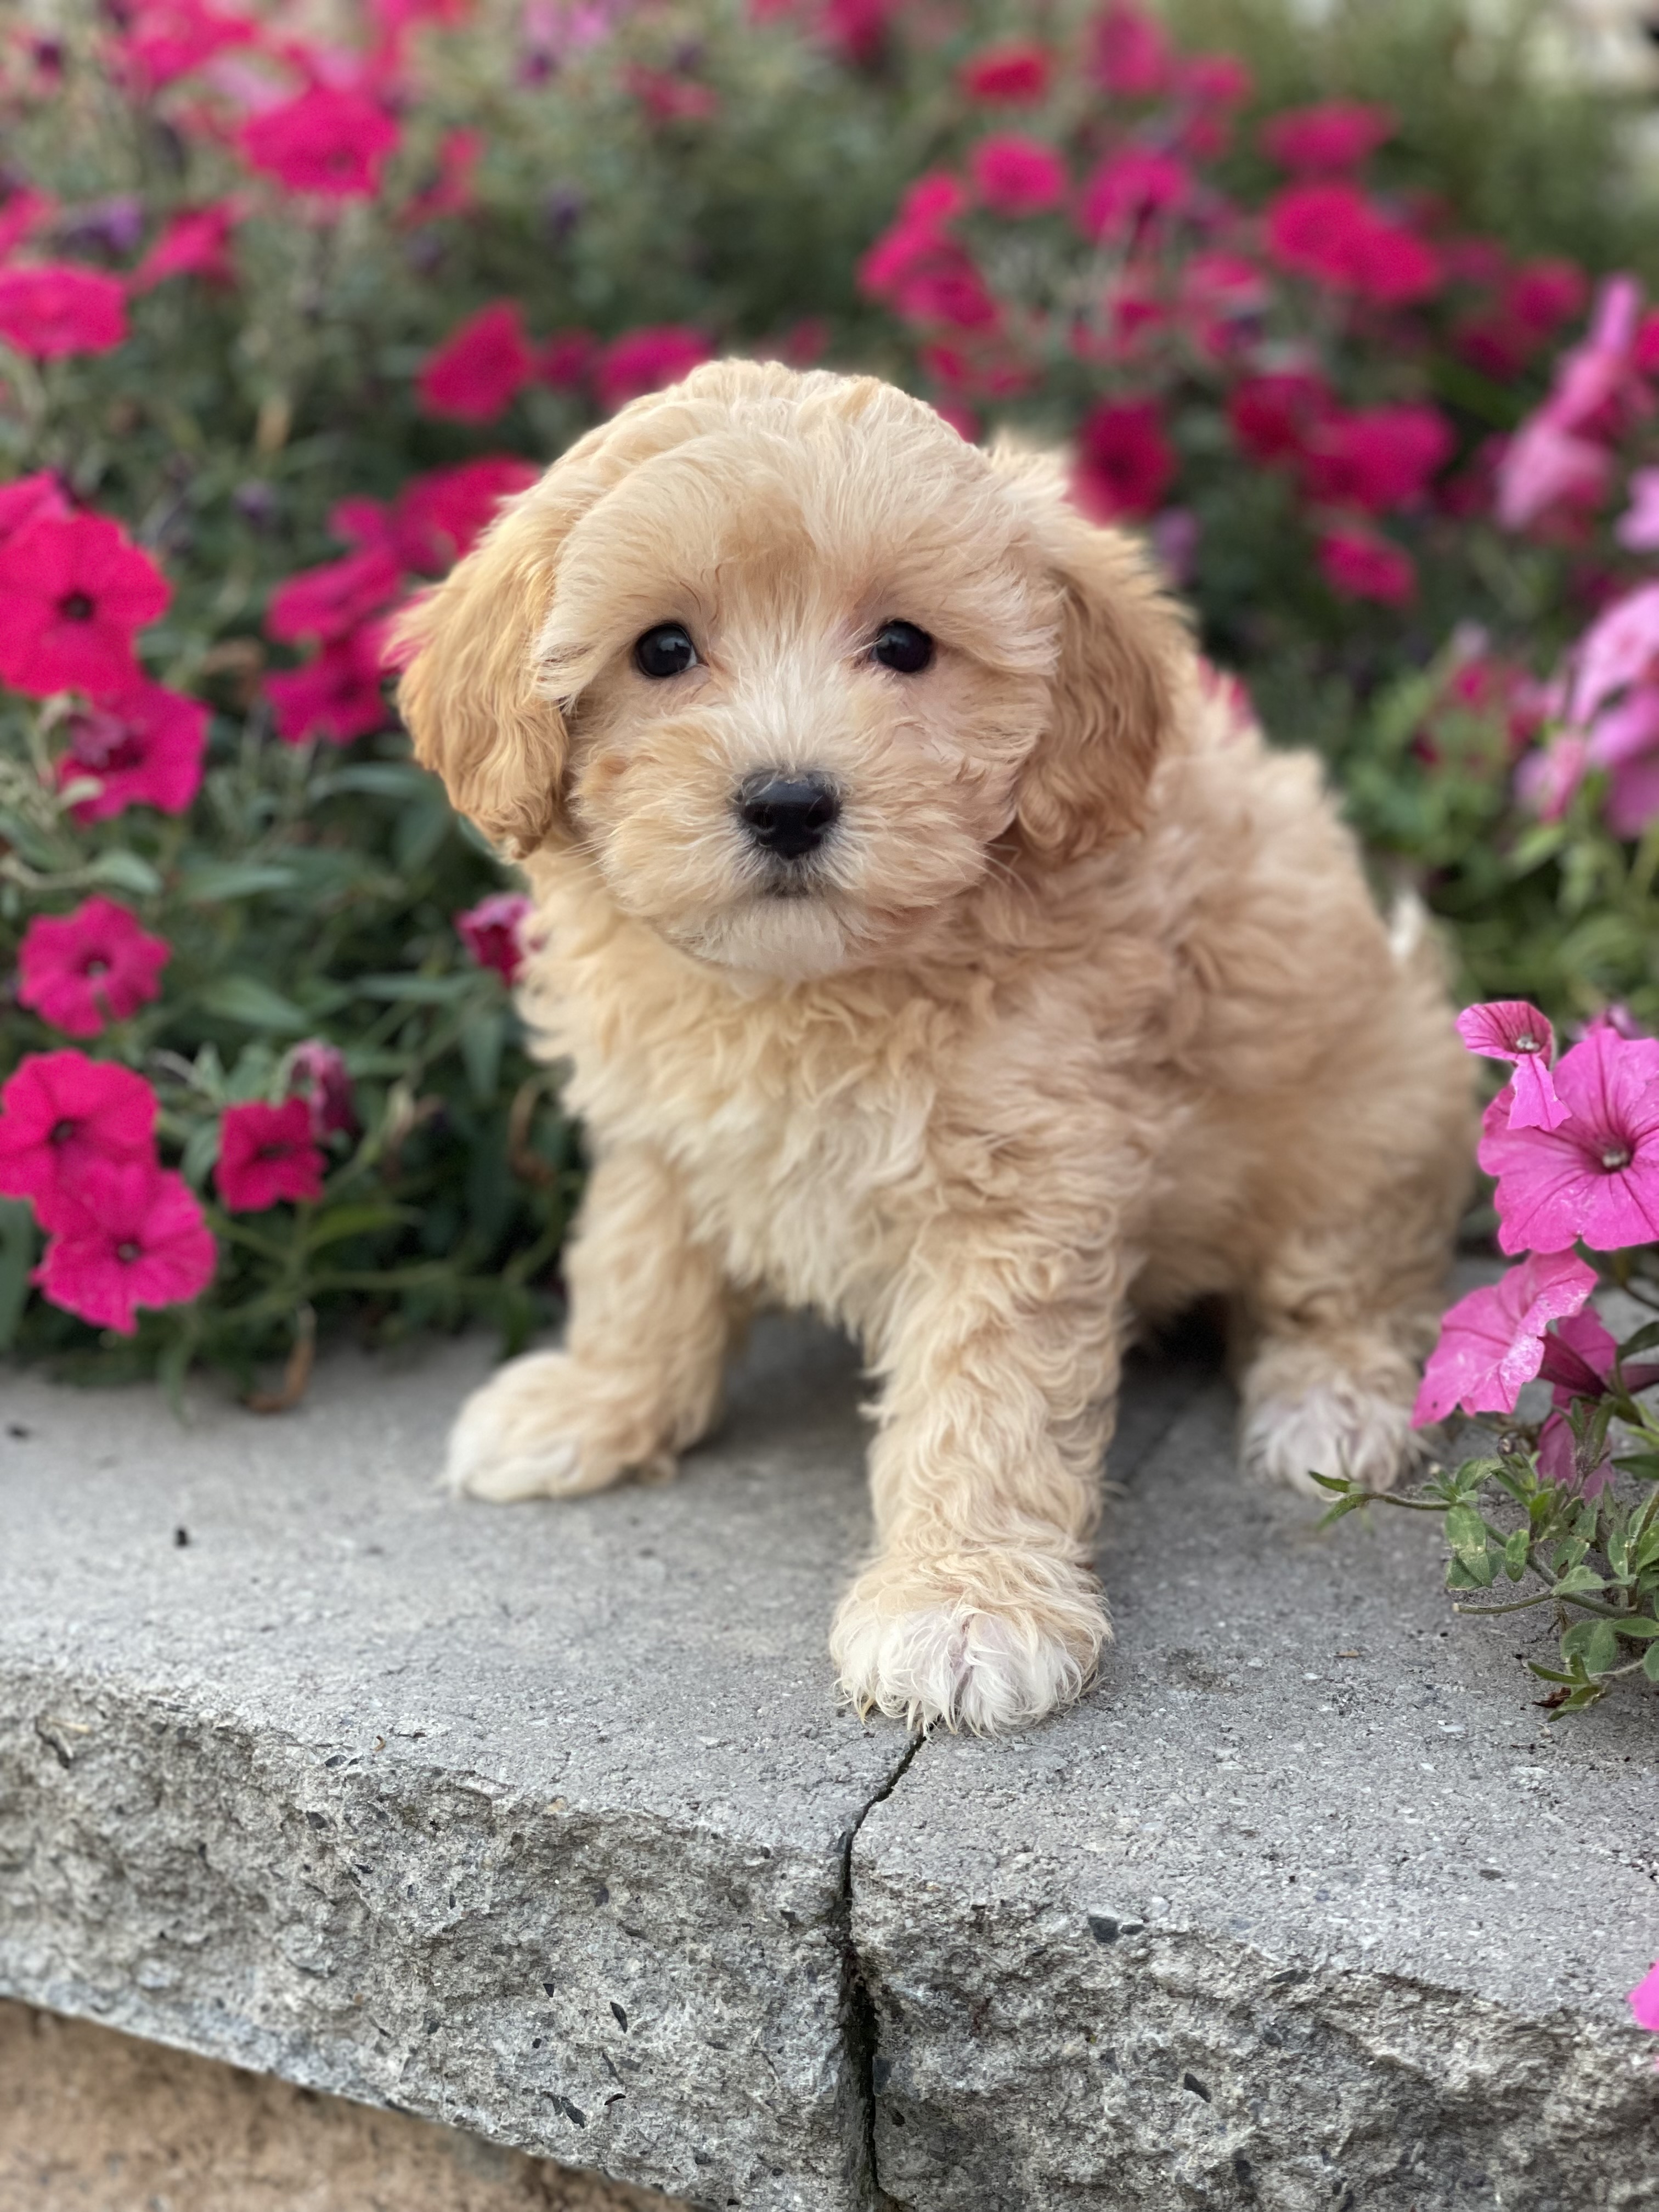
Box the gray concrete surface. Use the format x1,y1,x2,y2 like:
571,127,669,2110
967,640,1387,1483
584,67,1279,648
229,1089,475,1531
3,1319,1657,2212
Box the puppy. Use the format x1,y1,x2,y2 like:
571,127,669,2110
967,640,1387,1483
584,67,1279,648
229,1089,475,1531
394,360,1474,1734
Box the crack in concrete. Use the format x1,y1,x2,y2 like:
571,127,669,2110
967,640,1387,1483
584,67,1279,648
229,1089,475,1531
834,1729,924,2211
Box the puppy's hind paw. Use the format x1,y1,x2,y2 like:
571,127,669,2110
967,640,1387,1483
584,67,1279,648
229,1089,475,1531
1241,1378,1421,1499
831,1562,1107,1734
444,1350,658,1502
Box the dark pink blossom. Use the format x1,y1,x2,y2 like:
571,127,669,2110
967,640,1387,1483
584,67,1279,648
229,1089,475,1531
1455,1000,1570,1132
1072,399,1176,522
958,39,1051,104
1532,1306,1659,1493
117,0,257,89
58,682,209,822
1317,526,1415,605
1303,404,1453,514
1480,1024,1659,1254
287,1041,357,1139
1413,1249,1598,1424
0,1051,158,1231
1266,180,1440,304
265,629,390,747
456,892,533,982
1091,2,1171,97
594,325,713,412
0,513,170,698
241,88,401,200
394,457,538,569
267,547,403,645
130,202,240,291
1077,147,1190,241
1227,370,1333,464
0,264,127,358
399,127,482,227
416,301,535,421
35,1156,216,1334
1260,101,1395,173
17,898,171,1039
539,328,596,390
0,188,57,261
0,471,71,545
216,1098,325,1211
970,135,1066,217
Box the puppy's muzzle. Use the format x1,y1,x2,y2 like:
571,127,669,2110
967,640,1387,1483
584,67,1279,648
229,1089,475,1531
735,771,840,861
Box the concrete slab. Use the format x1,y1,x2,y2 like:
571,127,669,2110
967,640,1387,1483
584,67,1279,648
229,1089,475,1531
853,1381,1659,2212
0,1321,910,2212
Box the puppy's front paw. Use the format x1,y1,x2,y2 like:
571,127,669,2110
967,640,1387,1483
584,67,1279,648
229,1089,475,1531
1241,1377,1420,1498
445,1351,672,1502
831,1554,1107,1734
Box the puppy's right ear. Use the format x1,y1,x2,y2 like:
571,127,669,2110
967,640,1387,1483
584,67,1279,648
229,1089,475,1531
392,486,573,860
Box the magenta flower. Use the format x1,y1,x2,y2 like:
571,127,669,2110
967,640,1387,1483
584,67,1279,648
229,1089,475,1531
594,325,712,413
1077,148,1190,241
216,1099,325,1212
393,457,538,569
267,548,403,645
1317,525,1416,606
1532,1307,1659,1494
1260,101,1395,174
34,1156,216,1335
0,1051,158,1231
456,892,533,983
241,88,401,200
18,899,171,1039
117,0,257,90
970,135,1067,218
287,1041,357,1139
0,470,71,546
958,40,1052,104
1266,181,1440,305
1072,399,1176,522
1454,1000,1570,1132
1630,1962,1659,2036
417,302,534,423
0,264,128,359
1303,404,1453,515
58,681,208,822
0,514,170,698
1413,1249,1598,1424
130,202,240,292
265,629,390,747
1480,1025,1659,1254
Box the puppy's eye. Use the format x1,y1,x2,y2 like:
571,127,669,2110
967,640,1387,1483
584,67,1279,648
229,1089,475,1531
633,623,699,679
872,620,934,675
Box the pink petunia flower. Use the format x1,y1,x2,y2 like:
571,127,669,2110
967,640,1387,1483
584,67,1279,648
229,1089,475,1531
1227,370,1333,465
287,1040,357,1139
1266,181,1440,305
1480,1024,1659,1254
0,1050,158,1231
1077,147,1190,241
1317,525,1416,605
1071,399,1175,522
240,87,401,199
34,1156,217,1334
216,1098,325,1211
394,457,538,569
1303,403,1453,515
1571,582,1659,727
267,546,403,645
1413,1248,1598,1424
117,0,257,89
0,514,170,699
1515,731,1589,823
958,39,1051,104
970,134,1066,218
1616,467,1659,554
456,891,533,982
18,898,171,1039
1630,1962,1659,2036
0,188,58,262
1533,1306,1659,1493
1260,101,1395,173
539,328,596,391
594,325,713,413
58,682,209,822
129,202,240,292
1455,1000,1571,1132
416,301,534,422
0,470,71,546
266,629,391,748
1494,417,1612,533
1092,2,1171,97
0,264,128,358
399,127,483,228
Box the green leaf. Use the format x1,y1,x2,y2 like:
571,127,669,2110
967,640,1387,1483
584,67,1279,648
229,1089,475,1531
1555,1564,1606,1596
1583,1621,1621,1678
459,1006,506,1103
0,1199,35,1351
1618,1318,1659,1359
178,860,300,902
351,972,476,1004
302,1204,416,1252
1645,1645,1659,1684
1612,1615,1659,1638
199,975,311,1032
1504,1527,1530,1582
1445,1504,1488,1554
86,848,164,896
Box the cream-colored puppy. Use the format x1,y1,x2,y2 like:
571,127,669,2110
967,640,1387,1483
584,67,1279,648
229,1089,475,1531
396,360,1474,1734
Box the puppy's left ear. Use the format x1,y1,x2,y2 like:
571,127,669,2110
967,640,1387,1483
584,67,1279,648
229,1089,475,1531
1000,456,1190,864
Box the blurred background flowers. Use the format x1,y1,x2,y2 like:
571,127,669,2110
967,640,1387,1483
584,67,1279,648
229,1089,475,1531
4,0,1659,1391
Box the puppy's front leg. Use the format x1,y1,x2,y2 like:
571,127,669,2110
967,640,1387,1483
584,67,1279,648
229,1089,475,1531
832,1211,1131,1734
447,1143,733,1502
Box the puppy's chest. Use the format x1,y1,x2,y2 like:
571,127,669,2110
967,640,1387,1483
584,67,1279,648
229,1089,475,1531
558,989,947,1315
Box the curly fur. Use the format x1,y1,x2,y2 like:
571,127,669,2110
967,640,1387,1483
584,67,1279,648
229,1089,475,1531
395,361,1476,1735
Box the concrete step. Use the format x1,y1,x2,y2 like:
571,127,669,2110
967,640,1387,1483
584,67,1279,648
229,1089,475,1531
2,1321,1655,2211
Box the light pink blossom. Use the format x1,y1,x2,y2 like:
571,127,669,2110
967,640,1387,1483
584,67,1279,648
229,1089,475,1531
1413,1249,1598,1424
1454,1000,1570,1132
1494,419,1611,532
1571,583,1659,726
1615,467,1659,553
1630,1962,1659,2035
1480,1025,1659,1254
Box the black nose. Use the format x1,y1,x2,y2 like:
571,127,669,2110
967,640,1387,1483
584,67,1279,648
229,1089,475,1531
736,772,840,860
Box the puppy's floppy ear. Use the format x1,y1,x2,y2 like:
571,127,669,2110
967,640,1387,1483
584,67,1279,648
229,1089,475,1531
392,484,576,861
994,447,1190,864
